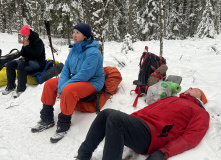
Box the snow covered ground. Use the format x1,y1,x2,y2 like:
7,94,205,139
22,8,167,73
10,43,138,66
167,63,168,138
0,32,221,160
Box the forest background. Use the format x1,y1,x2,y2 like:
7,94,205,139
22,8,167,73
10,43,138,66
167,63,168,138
0,0,221,54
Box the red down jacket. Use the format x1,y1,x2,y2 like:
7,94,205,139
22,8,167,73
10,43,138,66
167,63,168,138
131,93,209,159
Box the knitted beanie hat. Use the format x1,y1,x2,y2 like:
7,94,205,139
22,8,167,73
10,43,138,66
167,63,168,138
20,25,30,35
198,89,208,104
73,23,91,39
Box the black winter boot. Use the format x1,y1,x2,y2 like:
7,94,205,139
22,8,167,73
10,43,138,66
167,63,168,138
50,112,72,143
57,112,72,133
2,69,16,95
31,104,55,133
40,104,54,122
17,69,27,92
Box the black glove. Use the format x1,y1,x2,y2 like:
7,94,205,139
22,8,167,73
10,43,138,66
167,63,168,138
68,44,73,48
146,150,166,160
19,57,29,63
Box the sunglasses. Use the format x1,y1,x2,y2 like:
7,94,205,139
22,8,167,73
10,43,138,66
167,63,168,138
21,35,28,40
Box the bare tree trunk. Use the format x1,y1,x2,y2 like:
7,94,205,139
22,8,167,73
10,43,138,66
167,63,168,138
129,0,137,42
215,0,220,34
77,0,84,22
0,0,4,33
164,0,169,37
32,0,39,33
108,0,114,41
5,0,12,34
66,13,71,44
16,0,23,32
16,0,23,43
81,1,90,23
159,0,163,56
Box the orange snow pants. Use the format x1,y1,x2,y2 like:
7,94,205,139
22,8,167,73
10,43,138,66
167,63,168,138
41,77,96,115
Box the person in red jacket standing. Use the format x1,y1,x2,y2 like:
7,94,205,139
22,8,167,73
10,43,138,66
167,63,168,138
76,87,209,160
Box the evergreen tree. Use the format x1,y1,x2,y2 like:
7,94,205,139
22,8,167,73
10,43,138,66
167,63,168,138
90,0,104,55
117,0,129,41
138,0,160,40
104,0,122,41
0,0,221,41
196,0,216,38
104,0,115,41
137,0,150,40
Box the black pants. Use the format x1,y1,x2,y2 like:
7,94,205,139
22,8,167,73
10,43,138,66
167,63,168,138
78,109,151,160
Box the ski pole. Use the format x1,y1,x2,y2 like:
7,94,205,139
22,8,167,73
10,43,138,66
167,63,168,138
44,20,58,77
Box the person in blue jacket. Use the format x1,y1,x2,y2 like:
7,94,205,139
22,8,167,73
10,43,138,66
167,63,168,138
31,23,105,143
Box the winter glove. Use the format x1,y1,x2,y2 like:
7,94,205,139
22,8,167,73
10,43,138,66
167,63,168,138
19,57,29,63
68,44,73,48
146,150,166,160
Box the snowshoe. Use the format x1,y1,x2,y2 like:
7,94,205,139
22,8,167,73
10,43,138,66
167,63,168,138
31,120,55,133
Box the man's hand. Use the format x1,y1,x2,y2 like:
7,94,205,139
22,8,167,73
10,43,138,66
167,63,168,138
146,150,166,160
23,38,30,47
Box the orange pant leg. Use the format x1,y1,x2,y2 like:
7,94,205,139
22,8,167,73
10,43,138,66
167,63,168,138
41,77,59,106
60,82,96,115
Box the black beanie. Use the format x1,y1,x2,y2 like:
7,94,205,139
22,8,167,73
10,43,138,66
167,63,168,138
73,23,91,39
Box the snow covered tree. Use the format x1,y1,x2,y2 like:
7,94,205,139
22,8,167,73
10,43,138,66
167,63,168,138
116,0,130,41
166,0,189,39
0,0,220,40
137,0,160,40
196,0,216,38
188,0,203,37
121,33,134,54
104,0,115,41
77,0,84,22
103,0,122,41
83,0,104,55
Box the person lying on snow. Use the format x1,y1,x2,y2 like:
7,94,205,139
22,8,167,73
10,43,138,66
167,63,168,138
2,25,46,98
75,87,209,160
31,23,105,143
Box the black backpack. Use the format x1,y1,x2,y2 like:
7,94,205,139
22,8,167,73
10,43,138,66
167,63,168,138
0,49,20,70
131,46,166,107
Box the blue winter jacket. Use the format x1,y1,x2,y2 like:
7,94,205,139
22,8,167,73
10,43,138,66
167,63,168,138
57,37,104,95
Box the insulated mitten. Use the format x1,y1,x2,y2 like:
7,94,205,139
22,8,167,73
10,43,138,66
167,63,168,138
146,150,166,160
